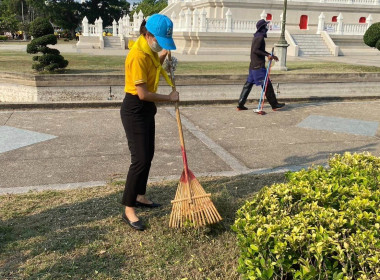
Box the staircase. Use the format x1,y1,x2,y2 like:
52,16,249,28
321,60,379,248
104,36,122,49
292,34,332,57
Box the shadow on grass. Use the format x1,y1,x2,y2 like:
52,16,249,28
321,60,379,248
0,173,286,279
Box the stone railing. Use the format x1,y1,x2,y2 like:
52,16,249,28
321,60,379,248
317,12,372,35
82,8,282,36
82,16,103,36
171,8,282,33
169,0,380,4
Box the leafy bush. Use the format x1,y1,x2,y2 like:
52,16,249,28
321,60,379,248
29,18,54,38
232,152,380,280
27,18,68,72
363,22,380,51
0,35,8,41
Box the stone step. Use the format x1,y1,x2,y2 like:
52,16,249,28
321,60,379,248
292,34,333,57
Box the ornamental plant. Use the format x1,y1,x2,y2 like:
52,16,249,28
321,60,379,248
232,152,380,280
26,18,68,72
363,22,380,51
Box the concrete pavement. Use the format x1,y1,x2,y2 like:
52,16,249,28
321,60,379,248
1,42,380,194
0,101,379,194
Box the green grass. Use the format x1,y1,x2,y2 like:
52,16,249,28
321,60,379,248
0,173,285,279
1,50,380,75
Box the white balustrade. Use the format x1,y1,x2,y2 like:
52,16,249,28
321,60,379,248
290,0,379,4
81,5,374,39
206,18,226,32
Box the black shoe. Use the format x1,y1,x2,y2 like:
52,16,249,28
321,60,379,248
135,201,161,208
272,103,285,111
237,105,248,111
122,213,145,231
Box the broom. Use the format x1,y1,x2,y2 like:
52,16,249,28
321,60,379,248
166,51,222,228
253,47,274,115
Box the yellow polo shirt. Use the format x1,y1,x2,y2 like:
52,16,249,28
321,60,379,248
124,37,158,95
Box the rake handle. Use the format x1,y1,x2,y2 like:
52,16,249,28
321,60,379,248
167,52,190,179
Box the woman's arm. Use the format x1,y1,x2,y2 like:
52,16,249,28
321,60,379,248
159,50,169,65
136,83,179,102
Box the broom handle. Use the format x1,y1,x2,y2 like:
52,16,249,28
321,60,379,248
167,52,190,180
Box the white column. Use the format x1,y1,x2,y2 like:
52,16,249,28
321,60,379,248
82,16,89,36
337,13,343,35
171,11,177,31
260,10,267,20
95,18,99,35
133,12,138,32
192,9,199,31
138,10,144,29
200,8,207,32
179,10,185,31
98,17,103,36
185,8,192,31
366,14,373,28
225,9,232,32
118,19,124,37
113,19,117,36
317,12,325,34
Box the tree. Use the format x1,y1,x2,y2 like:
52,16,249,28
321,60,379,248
131,0,167,17
81,0,130,27
0,14,19,34
363,22,380,51
27,17,68,72
44,0,82,38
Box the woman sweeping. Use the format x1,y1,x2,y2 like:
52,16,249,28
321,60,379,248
120,14,179,231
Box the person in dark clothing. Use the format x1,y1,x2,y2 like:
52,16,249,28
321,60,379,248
237,19,285,111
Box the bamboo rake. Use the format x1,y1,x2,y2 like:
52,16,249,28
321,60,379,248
167,52,222,228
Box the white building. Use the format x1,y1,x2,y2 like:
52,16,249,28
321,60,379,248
78,0,380,56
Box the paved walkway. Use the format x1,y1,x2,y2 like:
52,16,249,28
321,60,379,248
1,43,380,194
1,101,379,194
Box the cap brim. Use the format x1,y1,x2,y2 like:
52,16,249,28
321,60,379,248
155,36,176,51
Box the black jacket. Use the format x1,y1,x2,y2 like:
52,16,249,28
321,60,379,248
250,36,270,70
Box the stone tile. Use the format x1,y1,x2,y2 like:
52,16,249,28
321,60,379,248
0,126,57,154
297,115,379,137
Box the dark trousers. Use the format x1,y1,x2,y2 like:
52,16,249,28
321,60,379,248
238,80,278,108
120,94,157,207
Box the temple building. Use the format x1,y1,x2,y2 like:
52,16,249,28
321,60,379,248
78,0,380,56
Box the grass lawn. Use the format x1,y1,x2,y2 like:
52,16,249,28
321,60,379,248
1,50,380,75
0,173,285,279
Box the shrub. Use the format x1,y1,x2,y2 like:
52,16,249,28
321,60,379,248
27,18,68,72
0,35,8,41
363,22,380,51
232,152,380,280
29,18,54,38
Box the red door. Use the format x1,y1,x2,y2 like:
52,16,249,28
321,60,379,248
299,15,308,30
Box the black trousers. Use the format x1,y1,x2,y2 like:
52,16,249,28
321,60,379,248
120,94,157,207
238,80,278,108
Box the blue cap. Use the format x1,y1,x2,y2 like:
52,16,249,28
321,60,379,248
146,14,176,50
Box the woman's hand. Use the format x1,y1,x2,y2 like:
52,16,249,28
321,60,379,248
169,90,179,102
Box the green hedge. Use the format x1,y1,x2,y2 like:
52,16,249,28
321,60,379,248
0,35,8,41
233,152,380,280
363,22,380,51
